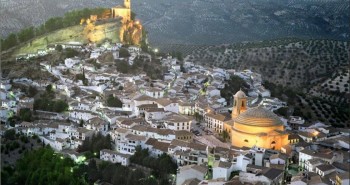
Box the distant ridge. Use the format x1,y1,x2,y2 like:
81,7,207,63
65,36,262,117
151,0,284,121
1,0,349,47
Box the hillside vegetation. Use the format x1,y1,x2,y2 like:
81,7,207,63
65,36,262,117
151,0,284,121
1,7,110,51
15,21,120,55
1,0,348,48
187,39,349,89
186,39,350,127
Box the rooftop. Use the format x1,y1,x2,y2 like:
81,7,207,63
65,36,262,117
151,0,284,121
180,164,208,174
262,168,284,180
316,164,335,172
234,106,284,127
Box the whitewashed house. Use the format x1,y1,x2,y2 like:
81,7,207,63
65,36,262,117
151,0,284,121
144,87,165,98
212,161,234,181
100,149,131,166
156,98,179,114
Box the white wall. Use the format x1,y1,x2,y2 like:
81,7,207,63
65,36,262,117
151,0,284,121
213,167,230,181
239,172,270,184
270,158,286,165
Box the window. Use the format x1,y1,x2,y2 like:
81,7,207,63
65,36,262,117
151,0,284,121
244,139,248,142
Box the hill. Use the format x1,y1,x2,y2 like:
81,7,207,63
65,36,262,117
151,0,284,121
186,39,349,89
185,39,350,127
1,0,349,49
14,20,120,55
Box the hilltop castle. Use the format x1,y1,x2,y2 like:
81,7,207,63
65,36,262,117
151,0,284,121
111,0,131,23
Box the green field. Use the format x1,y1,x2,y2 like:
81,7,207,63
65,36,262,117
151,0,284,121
15,22,120,55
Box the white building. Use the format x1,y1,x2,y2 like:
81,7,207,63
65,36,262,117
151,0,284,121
176,164,208,185
69,110,97,122
164,114,192,131
204,112,228,134
239,168,284,185
64,57,81,68
117,134,147,155
315,164,336,177
299,149,343,171
155,98,179,114
144,87,165,99
100,149,131,166
212,161,233,181
144,108,166,122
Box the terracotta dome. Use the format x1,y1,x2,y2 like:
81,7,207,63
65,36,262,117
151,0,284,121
234,106,283,127
234,89,246,98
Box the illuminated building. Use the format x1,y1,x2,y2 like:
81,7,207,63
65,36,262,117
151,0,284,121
111,0,131,23
225,90,289,150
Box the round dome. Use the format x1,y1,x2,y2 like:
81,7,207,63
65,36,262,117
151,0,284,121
234,106,283,127
234,90,246,98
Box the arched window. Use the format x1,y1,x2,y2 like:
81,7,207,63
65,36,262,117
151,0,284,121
271,141,276,144
242,101,245,107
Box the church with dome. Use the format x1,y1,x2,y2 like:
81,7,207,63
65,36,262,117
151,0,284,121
224,90,289,150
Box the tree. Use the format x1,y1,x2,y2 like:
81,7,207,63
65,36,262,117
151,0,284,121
27,86,38,97
34,98,68,113
220,130,229,142
1,33,18,50
130,146,177,182
17,27,35,43
116,60,129,73
3,129,16,140
35,24,47,36
45,17,63,32
77,133,112,154
220,76,249,103
53,100,68,112
119,48,130,58
140,29,148,52
19,108,32,122
106,95,122,107
1,147,87,185
65,48,79,58
127,169,145,185
274,107,289,117
176,51,183,61
55,44,63,52
45,84,53,93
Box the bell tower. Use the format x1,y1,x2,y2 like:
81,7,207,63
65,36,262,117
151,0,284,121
124,0,131,9
231,89,247,119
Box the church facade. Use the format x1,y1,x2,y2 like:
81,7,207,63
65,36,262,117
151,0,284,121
224,90,289,150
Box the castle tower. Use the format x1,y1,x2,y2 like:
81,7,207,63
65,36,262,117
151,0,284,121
231,89,247,119
124,0,131,9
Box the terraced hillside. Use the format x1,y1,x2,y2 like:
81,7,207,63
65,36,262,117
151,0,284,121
186,39,349,89
186,39,350,127
1,0,349,48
